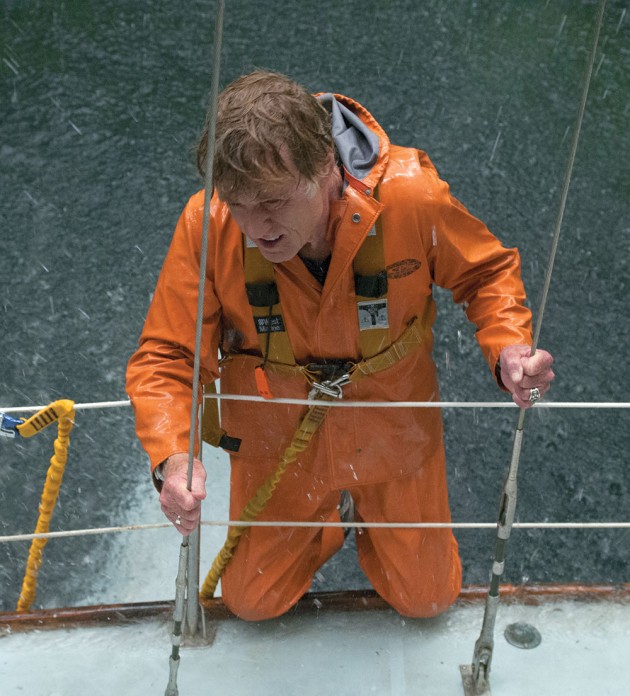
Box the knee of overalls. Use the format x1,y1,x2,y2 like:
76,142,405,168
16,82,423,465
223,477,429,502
221,568,311,621
379,549,462,618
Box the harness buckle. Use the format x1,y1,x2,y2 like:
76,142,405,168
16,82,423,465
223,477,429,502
305,360,353,400
305,360,353,381
308,373,351,400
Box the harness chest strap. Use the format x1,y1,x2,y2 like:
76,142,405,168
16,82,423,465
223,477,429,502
259,313,426,386
351,186,391,359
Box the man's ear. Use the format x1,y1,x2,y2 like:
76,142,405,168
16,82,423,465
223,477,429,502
326,148,339,173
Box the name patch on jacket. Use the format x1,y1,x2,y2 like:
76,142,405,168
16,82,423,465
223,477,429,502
254,315,286,334
357,299,389,330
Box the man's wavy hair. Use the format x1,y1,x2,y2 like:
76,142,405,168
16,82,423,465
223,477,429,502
196,70,333,199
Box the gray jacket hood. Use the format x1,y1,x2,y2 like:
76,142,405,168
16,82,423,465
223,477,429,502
318,93,381,182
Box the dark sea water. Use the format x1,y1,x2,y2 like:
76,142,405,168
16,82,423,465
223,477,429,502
1,0,628,612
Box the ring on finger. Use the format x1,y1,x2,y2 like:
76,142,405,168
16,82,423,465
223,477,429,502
174,515,182,525
529,387,541,403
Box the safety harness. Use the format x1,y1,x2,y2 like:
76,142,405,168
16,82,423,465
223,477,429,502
244,186,391,397
199,202,430,601
201,186,392,447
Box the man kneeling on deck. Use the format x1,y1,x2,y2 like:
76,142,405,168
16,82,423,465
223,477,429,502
126,70,554,621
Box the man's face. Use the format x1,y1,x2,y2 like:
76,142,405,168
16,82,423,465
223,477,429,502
220,158,333,263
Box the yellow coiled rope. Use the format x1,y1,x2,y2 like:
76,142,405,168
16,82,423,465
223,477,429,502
16,399,75,612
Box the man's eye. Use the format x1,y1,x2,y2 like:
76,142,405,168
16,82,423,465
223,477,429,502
264,199,284,210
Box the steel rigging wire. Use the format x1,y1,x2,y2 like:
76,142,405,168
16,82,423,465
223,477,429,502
462,1,608,694
164,2,224,696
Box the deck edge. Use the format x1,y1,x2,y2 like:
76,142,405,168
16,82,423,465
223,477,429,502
1,583,628,633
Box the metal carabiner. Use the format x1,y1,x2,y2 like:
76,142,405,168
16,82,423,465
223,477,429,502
308,373,351,400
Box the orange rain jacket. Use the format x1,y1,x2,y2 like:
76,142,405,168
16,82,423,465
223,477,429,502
126,95,532,492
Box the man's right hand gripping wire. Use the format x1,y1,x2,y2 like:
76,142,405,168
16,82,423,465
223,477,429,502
158,452,207,536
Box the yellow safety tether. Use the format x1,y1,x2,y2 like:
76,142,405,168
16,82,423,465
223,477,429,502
199,398,331,600
199,315,428,601
16,399,75,612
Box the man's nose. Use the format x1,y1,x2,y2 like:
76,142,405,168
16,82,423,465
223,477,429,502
241,209,273,239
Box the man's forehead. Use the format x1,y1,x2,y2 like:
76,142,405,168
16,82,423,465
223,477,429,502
218,144,308,206
221,175,302,206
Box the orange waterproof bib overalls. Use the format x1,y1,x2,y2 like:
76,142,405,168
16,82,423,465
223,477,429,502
126,95,532,620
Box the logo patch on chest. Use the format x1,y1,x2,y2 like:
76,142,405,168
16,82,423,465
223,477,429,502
254,315,286,334
386,258,421,279
357,299,389,330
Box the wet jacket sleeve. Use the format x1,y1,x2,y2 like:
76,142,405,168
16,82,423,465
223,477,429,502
126,196,221,470
418,152,532,381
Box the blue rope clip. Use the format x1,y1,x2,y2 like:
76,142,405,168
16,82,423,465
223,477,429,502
0,413,24,438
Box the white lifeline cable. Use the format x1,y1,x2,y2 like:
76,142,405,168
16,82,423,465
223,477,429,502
2,394,626,543
2,397,630,413
1,519,629,544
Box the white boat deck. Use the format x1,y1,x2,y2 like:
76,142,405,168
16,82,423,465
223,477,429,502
2,597,628,695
